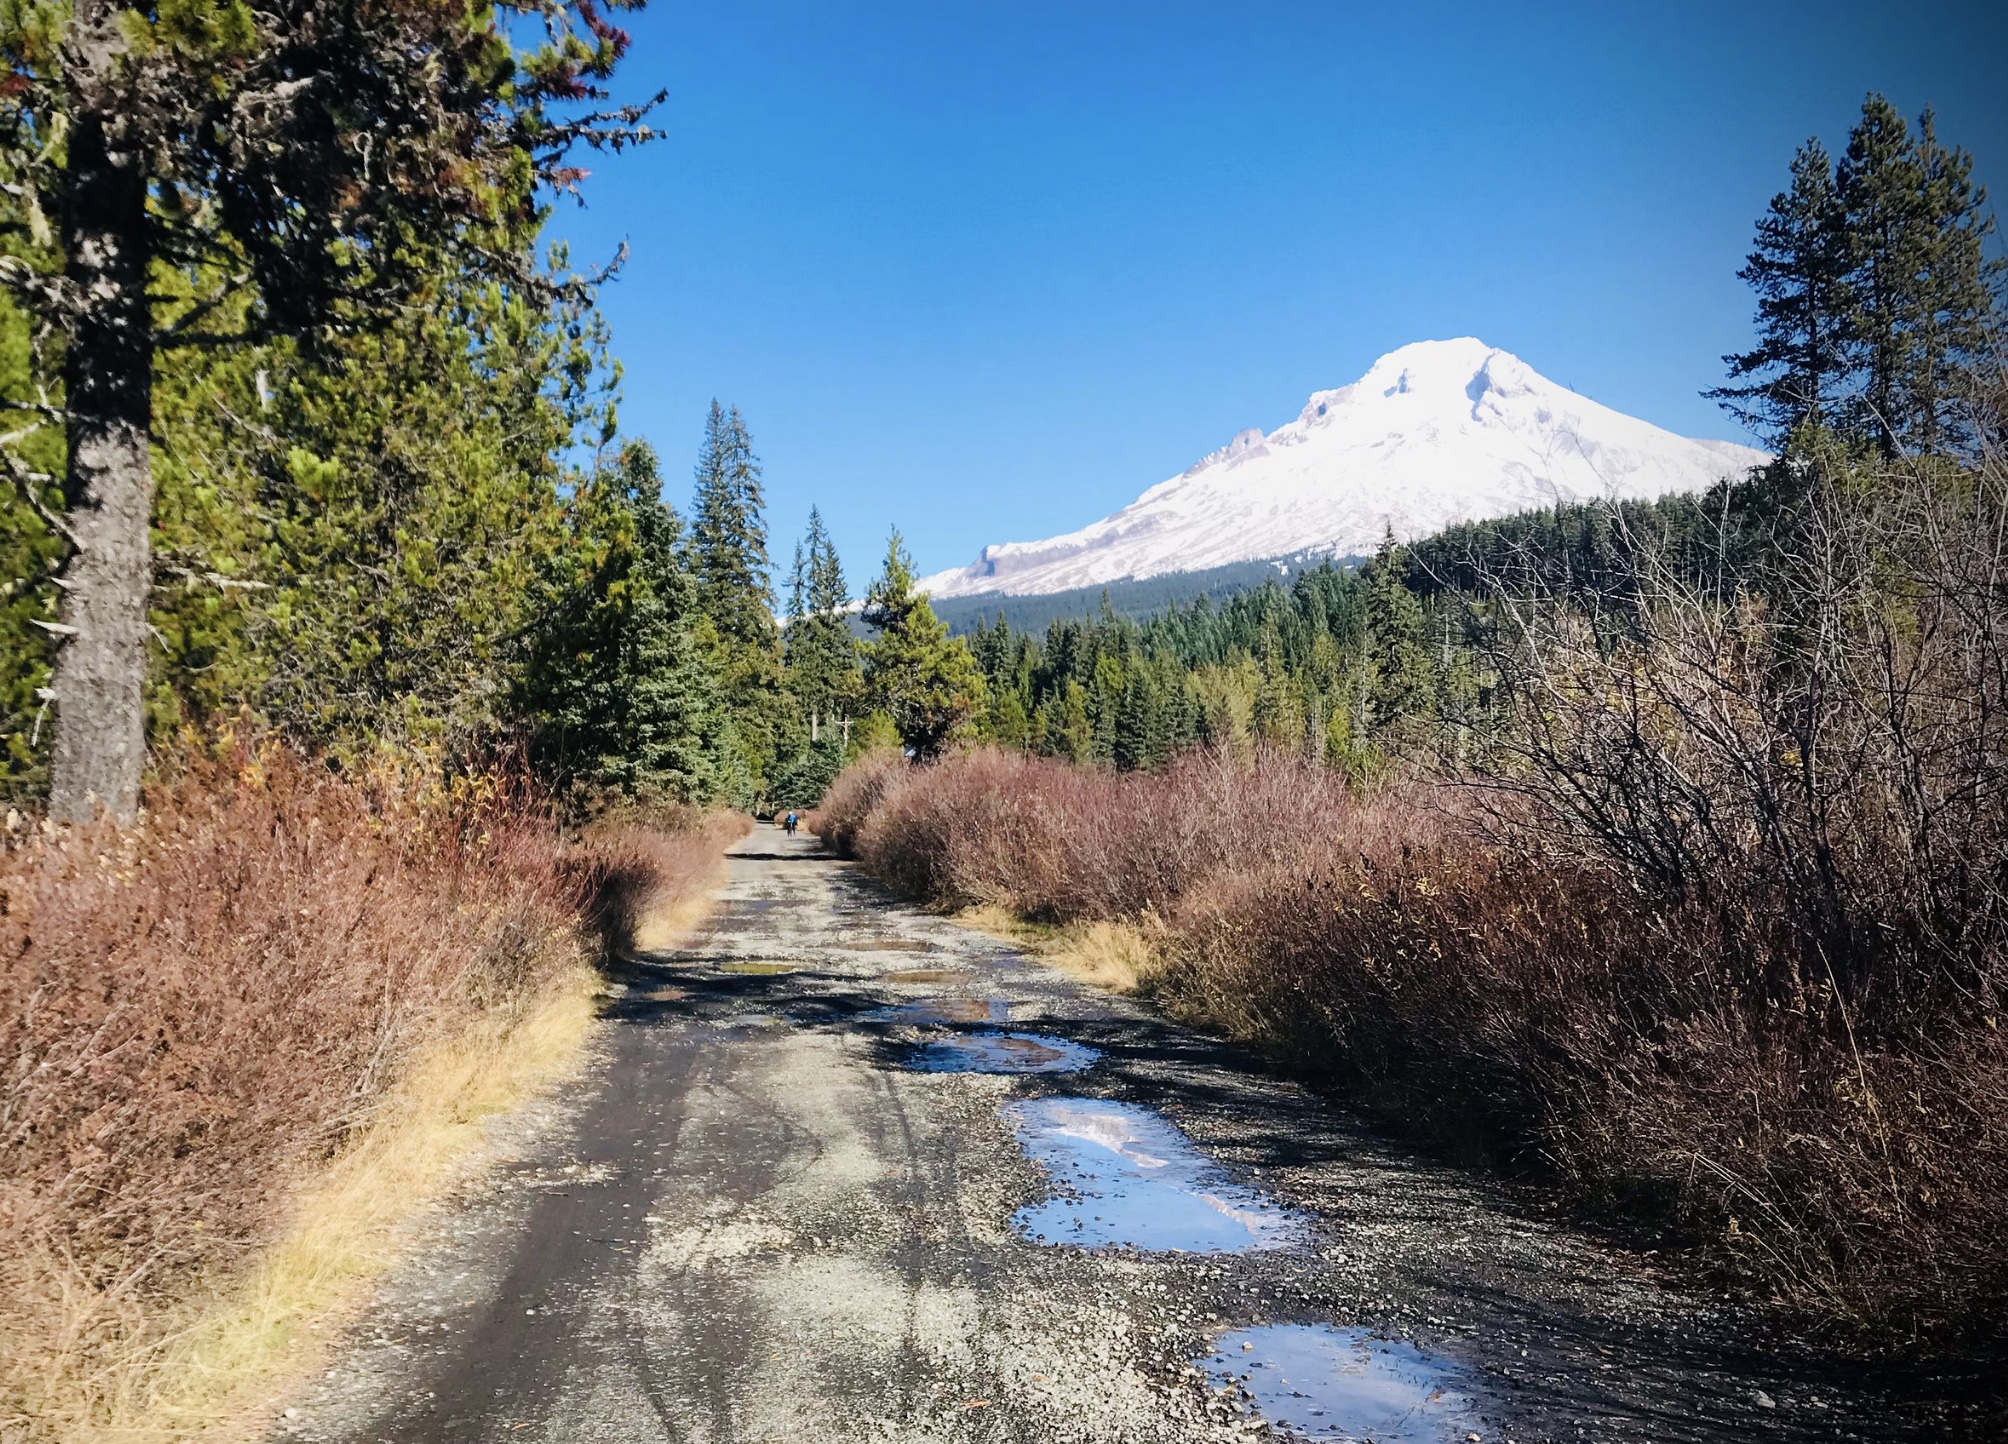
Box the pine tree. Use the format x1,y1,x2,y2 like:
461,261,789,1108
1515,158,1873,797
784,506,861,736
686,401,785,792
769,505,858,806
1037,680,1094,763
1365,531,1435,729
689,402,777,648
521,442,723,804
1837,97,1999,453
0,0,654,821
860,530,986,760
1112,667,1154,772
1709,139,1852,446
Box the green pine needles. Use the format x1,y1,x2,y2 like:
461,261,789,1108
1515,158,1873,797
1710,94,1998,455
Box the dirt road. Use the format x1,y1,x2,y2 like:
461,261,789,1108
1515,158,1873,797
295,829,1992,1443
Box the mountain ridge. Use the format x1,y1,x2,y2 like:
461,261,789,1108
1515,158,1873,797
920,338,1767,599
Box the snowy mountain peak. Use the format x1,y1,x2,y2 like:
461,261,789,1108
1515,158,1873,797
921,339,1768,600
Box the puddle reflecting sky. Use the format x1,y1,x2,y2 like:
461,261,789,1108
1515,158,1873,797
907,1031,1100,1075
1202,1325,1481,1442
1006,1097,1305,1252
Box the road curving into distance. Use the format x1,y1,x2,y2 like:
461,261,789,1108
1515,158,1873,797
293,827,1995,1443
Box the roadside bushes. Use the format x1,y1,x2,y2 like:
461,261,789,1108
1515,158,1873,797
820,745,2008,1340
0,745,736,1434
571,806,746,958
817,746,1350,921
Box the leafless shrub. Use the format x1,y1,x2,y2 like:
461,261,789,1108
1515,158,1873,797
828,746,1351,921
1474,438,2008,1022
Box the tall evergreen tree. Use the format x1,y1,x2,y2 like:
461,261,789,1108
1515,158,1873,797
1837,97,1999,453
1709,139,1852,446
784,506,861,734
686,401,785,793
861,530,986,761
521,442,722,803
0,0,655,821
689,402,776,646
1365,532,1435,729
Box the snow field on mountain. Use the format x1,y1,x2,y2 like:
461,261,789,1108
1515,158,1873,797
921,338,1768,599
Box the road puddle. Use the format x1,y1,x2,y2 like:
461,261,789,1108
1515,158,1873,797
1201,1325,1480,1442
883,968,972,984
908,1031,1099,1074
718,960,798,975
870,997,1012,1025
831,937,937,953
1005,1098,1304,1252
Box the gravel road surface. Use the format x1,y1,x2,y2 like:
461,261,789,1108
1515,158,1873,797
290,829,1997,1444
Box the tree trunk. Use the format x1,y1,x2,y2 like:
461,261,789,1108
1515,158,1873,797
47,102,152,823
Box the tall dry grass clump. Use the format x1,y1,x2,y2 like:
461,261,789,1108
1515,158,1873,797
0,744,736,1438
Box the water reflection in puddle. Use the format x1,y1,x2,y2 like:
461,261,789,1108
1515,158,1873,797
1006,1098,1304,1252
883,968,972,985
1201,1326,1480,1443
908,1031,1099,1075
719,960,798,975
869,997,1012,1026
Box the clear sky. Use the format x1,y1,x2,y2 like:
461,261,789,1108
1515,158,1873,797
544,0,2008,583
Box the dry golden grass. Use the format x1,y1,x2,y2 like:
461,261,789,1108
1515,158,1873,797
631,838,738,954
955,904,1162,994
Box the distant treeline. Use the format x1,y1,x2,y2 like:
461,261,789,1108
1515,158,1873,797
928,555,1355,639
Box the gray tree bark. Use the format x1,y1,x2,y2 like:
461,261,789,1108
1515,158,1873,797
47,93,152,824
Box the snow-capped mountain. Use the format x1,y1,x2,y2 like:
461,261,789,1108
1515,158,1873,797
919,338,1767,599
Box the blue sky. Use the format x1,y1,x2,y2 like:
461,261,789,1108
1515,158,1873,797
546,0,2007,583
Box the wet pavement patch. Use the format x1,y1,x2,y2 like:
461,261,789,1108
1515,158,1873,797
868,997,1012,1026
906,1031,1099,1075
718,960,798,975
1200,1325,1481,1442
1006,1097,1305,1252
883,968,972,984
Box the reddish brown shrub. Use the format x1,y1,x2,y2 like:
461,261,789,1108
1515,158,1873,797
830,746,1352,921
809,747,905,858
568,807,747,957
